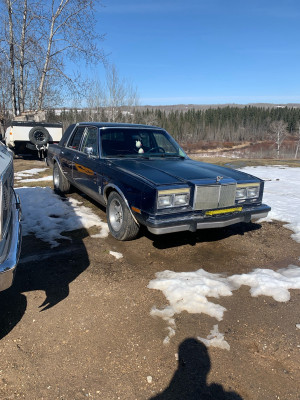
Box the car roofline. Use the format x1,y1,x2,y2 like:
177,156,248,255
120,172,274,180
75,122,161,130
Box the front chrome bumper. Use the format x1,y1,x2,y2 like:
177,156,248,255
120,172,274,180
0,195,22,291
146,204,271,235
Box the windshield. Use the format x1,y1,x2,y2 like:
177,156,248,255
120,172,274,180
100,128,186,158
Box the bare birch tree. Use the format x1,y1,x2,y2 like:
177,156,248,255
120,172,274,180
85,79,106,121
1,0,39,115
269,120,287,158
0,56,10,135
36,0,105,111
5,0,18,116
295,123,300,159
0,0,105,116
18,0,28,114
84,64,139,122
104,63,139,122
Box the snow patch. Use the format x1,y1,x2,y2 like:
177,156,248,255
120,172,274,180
109,251,123,259
198,325,230,351
15,168,48,180
229,265,300,302
240,166,300,243
16,186,109,247
20,175,52,183
149,265,300,347
148,269,236,345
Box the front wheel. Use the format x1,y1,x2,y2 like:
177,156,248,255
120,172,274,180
53,162,71,194
107,192,139,241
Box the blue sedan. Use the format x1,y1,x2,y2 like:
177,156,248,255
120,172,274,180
47,122,270,241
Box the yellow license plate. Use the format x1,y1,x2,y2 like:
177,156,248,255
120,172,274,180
205,207,242,216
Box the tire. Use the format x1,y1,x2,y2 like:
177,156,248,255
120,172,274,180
29,126,50,146
107,191,140,241
53,162,71,194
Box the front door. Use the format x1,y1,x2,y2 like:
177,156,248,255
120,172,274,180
61,125,86,180
72,126,103,203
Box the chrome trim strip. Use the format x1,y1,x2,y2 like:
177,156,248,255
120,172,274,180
147,208,270,235
148,224,190,235
147,217,246,235
251,212,268,220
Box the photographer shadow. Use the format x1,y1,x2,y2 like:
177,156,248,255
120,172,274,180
150,338,243,400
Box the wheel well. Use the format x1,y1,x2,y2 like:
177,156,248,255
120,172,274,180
52,159,62,174
104,186,130,210
105,187,117,203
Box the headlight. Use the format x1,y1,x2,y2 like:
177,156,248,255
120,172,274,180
236,188,247,199
157,188,190,209
236,184,260,201
247,186,259,198
157,195,173,208
174,193,190,206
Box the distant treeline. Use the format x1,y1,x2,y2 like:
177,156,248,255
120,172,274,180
46,106,300,143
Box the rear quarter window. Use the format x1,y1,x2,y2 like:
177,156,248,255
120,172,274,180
59,124,76,146
67,126,86,150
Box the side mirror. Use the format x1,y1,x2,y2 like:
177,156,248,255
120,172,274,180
84,146,93,156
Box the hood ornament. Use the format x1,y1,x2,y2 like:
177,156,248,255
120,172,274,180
216,176,223,183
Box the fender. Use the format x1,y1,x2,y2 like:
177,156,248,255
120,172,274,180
53,156,65,175
103,183,139,225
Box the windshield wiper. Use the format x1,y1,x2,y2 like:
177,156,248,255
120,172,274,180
173,155,186,159
105,154,127,158
157,154,186,159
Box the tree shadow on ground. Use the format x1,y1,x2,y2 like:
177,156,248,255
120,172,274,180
0,228,90,340
150,338,243,400
147,222,262,250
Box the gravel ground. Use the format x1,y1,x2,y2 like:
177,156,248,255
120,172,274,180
0,158,299,400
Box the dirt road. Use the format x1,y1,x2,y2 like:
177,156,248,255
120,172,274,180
0,158,300,400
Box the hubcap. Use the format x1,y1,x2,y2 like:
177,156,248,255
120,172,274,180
34,131,45,143
109,198,123,231
53,167,59,187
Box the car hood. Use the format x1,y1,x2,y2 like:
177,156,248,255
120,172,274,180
110,158,260,186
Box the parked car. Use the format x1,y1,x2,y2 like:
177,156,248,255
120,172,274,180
0,143,22,291
47,122,270,241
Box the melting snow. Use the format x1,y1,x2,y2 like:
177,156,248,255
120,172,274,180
15,168,48,180
229,265,300,302
20,176,52,183
241,166,300,243
16,186,109,247
197,325,230,351
109,251,123,259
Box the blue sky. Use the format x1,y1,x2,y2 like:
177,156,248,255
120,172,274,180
92,0,300,105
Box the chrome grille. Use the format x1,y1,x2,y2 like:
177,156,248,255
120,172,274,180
194,183,236,211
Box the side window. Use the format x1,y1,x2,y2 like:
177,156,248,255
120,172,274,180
81,127,99,156
67,126,86,150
